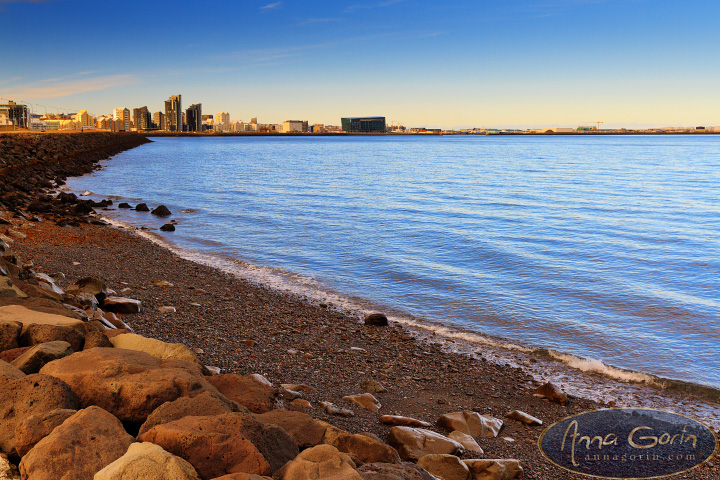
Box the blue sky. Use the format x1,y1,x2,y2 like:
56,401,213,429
1,0,719,128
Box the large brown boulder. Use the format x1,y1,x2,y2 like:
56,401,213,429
0,346,29,363
102,297,141,314
357,462,438,480
418,454,470,480
19,406,134,480
318,421,400,464
138,412,298,480
386,427,464,461
19,323,84,351
462,459,523,480
274,444,361,480
0,359,24,379
83,330,113,349
0,305,84,334
14,408,76,457
65,277,107,302
207,374,280,413
94,442,202,480
138,391,234,436
0,373,79,455
110,333,201,365
255,410,327,449
0,319,21,351
0,277,26,299
11,341,73,374
38,348,221,423
437,411,503,438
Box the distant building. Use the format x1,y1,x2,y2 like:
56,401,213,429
341,116,386,133
281,120,308,133
133,106,151,131
75,110,94,129
216,112,230,125
164,95,182,132
0,101,29,128
113,107,130,131
153,111,165,130
185,103,202,132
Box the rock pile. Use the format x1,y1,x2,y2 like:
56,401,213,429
0,211,524,479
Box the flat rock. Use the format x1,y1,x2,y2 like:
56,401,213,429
138,391,234,436
138,412,298,479
342,393,381,412
357,462,438,480
462,459,523,480
0,320,21,352
417,454,470,480
448,431,483,454
207,373,280,414
287,399,312,413
274,444,361,480
0,360,24,379
20,323,84,352
0,373,79,455
505,410,542,426
11,341,73,374
94,442,202,480
39,347,221,424
110,333,201,365
318,421,400,464
380,415,431,428
387,427,464,461
280,383,316,393
157,305,176,314
14,408,76,457
319,401,354,417
437,411,503,438
255,409,327,449
0,305,84,335
19,406,134,480
102,297,141,314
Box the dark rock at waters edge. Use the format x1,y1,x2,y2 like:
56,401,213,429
365,313,389,326
118,203,132,209
135,203,150,212
151,205,172,217
160,224,175,232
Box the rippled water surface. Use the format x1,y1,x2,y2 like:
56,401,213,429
66,135,720,388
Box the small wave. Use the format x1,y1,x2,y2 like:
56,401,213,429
546,350,658,384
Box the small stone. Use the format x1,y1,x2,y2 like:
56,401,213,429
505,410,542,426
118,203,132,209
533,382,568,405
380,415,431,428
448,431,483,454
238,339,255,347
160,224,175,232
157,306,176,314
102,297,141,314
204,365,221,375
463,459,523,479
151,205,172,217
153,280,174,287
135,203,150,212
189,303,201,307
417,454,470,480
364,313,388,326
320,401,355,417
342,393,381,412
360,379,387,394
281,383,316,393
286,349,298,355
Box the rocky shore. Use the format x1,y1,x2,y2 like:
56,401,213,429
0,132,717,479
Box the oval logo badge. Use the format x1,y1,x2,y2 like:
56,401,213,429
538,408,718,479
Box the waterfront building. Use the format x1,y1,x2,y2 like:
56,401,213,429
185,103,202,132
132,106,152,131
112,107,130,131
164,95,182,132
0,101,29,128
153,111,165,130
281,120,309,133
216,112,230,126
74,110,94,129
341,116,386,133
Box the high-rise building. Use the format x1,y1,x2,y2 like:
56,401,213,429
216,112,230,125
132,106,151,131
0,101,29,128
341,117,386,133
113,107,130,131
185,103,202,132
153,111,165,130
164,95,182,132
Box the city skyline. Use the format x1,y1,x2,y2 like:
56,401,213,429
2,0,719,129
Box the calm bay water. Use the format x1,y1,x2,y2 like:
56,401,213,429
66,135,720,389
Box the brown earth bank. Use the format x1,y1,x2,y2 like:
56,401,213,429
0,133,717,479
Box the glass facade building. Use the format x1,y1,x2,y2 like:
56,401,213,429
341,117,386,133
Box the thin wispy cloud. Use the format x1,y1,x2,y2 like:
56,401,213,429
260,1,281,11
1,73,140,99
